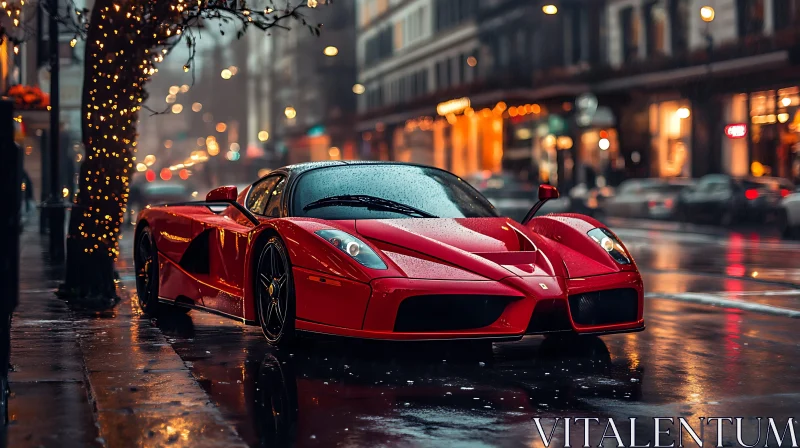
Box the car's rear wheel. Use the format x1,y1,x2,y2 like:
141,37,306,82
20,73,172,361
256,236,296,347
135,226,161,315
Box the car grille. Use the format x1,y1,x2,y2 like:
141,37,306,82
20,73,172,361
567,288,639,326
526,299,573,334
393,295,518,332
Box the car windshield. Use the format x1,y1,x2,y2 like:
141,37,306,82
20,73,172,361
291,164,499,219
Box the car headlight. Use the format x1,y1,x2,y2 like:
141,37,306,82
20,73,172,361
587,228,631,265
315,229,387,270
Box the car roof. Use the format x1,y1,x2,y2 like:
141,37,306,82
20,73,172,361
276,160,453,177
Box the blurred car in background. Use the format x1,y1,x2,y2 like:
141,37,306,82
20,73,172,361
464,171,538,222
674,174,793,226
601,178,694,220
128,180,195,224
465,171,612,221
779,186,800,239
568,184,616,220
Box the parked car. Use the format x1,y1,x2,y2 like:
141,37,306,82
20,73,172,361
674,174,793,226
134,161,645,346
779,187,800,238
601,178,694,220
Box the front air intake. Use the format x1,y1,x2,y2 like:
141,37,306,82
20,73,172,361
393,295,518,332
567,288,639,326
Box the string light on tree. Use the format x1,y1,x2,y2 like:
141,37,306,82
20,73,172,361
0,0,326,301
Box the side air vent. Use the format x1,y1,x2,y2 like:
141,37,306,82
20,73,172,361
393,295,519,332
179,229,210,274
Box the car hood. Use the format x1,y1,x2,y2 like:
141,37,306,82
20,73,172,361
354,218,618,281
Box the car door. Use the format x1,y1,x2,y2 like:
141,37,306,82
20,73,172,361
203,177,281,316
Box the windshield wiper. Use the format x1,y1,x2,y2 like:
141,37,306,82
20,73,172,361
302,195,438,218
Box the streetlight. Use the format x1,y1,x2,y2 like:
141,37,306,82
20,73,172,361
221,68,232,79
352,83,365,95
700,6,714,68
542,4,558,15
323,46,339,56
258,131,270,141
284,106,297,119
700,6,715,22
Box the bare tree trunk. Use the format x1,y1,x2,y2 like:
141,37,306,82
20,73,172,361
59,0,146,301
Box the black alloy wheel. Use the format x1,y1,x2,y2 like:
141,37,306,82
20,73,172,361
256,236,296,346
135,227,161,315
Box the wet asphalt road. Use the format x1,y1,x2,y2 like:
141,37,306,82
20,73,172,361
119,224,800,447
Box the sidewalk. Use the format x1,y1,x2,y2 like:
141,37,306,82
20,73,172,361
6,226,247,448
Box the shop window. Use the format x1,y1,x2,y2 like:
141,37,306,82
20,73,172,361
750,88,799,180
649,101,692,178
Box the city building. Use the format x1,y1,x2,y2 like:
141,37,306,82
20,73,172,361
598,0,800,184
269,1,358,165
355,0,607,189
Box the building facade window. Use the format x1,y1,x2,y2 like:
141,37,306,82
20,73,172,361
736,0,765,37
774,0,800,31
668,0,689,54
434,0,477,32
365,26,394,66
620,6,640,63
644,1,667,57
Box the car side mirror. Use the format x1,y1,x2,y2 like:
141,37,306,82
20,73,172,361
522,185,561,225
206,186,238,202
538,184,560,201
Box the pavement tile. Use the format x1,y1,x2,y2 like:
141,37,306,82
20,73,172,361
5,372,100,448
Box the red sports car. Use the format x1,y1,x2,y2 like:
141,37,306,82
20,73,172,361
134,162,644,346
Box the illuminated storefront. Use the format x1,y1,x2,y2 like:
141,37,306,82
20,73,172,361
390,97,504,178
649,100,692,178
746,87,800,181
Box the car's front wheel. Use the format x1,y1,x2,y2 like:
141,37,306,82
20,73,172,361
256,236,296,347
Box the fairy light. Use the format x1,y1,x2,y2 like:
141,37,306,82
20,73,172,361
0,0,318,264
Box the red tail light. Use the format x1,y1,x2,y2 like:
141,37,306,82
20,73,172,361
781,189,790,198
648,200,657,208
745,189,759,200
664,198,674,208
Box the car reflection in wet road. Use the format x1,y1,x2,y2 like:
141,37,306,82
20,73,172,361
142,225,800,447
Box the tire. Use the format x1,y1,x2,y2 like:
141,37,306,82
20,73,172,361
134,226,161,316
256,236,296,347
